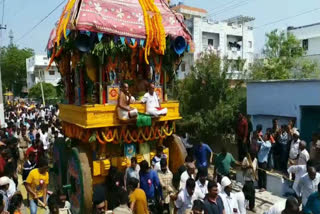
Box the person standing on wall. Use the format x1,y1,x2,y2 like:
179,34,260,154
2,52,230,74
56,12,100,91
236,113,248,162
257,133,272,192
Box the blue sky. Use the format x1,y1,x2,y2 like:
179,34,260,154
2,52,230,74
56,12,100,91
2,0,320,54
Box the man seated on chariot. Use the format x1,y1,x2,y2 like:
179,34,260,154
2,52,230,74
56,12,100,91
141,83,167,117
117,83,138,120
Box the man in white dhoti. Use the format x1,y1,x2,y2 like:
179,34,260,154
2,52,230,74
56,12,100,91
141,83,167,117
117,83,138,120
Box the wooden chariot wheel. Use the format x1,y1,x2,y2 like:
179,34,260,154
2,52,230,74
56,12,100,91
66,147,93,214
52,137,68,189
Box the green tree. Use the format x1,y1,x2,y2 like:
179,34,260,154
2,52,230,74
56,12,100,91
28,82,57,100
0,44,34,95
176,53,245,143
250,29,319,80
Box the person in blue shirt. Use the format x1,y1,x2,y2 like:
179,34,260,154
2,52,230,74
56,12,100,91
304,183,320,214
256,133,272,192
139,160,163,213
194,142,213,171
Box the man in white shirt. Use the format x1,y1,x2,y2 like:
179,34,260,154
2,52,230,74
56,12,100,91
39,126,49,150
235,191,246,214
175,178,197,214
289,131,301,163
194,168,208,200
298,141,309,165
287,160,310,195
179,162,195,190
141,83,167,117
296,166,320,206
219,176,241,214
40,108,45,118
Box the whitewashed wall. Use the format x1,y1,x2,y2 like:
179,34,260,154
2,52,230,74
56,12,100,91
247,80,320,130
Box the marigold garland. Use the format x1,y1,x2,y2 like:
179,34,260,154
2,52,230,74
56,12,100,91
56,0,77,46
47,0,77,70
62,122,175,144
138,0,166,64
97,125,175,144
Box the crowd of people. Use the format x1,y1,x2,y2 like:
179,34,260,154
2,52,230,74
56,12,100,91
236,114,320,214
92,143,247,214
0,100,319,214
0,101,69,214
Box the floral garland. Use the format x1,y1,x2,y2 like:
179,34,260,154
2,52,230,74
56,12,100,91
138,0,166,64
47,0,77,70
56,0,77,46
62,122,175,144
98,124,175,144
62,123,91,142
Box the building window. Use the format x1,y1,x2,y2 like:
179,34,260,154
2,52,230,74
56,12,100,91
248,41,252,48
49,70,55,75
181,62,186,72
302,39,308,50
208,39,214,46
43,57,47,60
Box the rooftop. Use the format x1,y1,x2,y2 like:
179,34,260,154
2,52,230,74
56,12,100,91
287,22,320,31
223,15,255,24
171,4,207,14
247,79,320,83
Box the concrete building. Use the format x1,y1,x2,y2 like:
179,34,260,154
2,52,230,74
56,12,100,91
172,4,255,79
288,23,320,63
247,79,320,143
26,55,60,89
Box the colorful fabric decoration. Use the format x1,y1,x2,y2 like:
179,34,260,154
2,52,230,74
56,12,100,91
136,113,152,127
62,122,175,144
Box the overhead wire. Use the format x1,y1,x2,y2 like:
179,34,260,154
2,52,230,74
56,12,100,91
253,7,320,29
206,0,241,15
15,0,66,42
209,0,249,18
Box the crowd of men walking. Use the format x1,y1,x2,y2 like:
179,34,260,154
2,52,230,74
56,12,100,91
0,101,319,214
0,101,70,214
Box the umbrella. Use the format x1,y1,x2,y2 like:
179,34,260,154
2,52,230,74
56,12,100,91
3,92,13,96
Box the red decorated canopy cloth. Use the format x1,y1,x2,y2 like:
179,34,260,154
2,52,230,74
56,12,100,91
75,0,190,39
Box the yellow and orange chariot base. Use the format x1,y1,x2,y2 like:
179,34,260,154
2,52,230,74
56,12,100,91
62,120,176,185
59,101,181,129
62,120,175,144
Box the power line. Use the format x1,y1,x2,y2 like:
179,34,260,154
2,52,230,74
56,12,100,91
206,0,241,15
210,0,249,18
254,7,320,29
15,0,66,42
206,0,249,19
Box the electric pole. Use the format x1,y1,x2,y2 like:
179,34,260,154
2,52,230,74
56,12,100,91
0,24,6,126
0,0,6,126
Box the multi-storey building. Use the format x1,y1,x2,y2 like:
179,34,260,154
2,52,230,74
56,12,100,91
172,4,255,79
26,55,61,89
288,23,320,63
